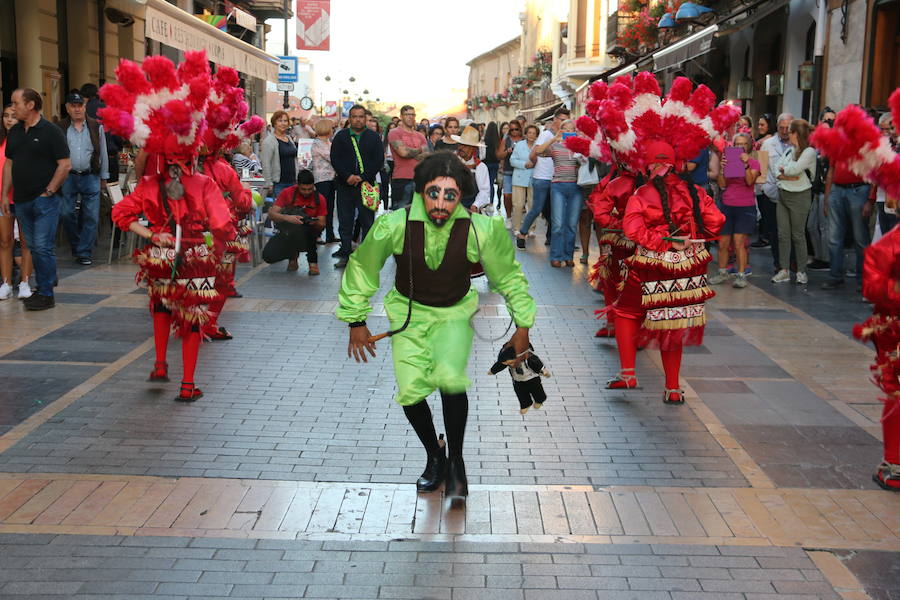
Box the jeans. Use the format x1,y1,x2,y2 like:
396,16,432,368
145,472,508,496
390,178,413,210
61,172,101,258
806,192,829,262
336,183,374,256
262,225,318,264
776,189,812,273
486,162,500,205
549,181,583,262
758,194,779,266
315,180,336,240
15,195,60,297
519,178,551,235
827,183,871,282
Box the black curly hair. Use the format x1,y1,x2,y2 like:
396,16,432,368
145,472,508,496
413,152,475,197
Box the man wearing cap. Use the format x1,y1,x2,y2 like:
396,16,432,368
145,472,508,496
59,91,109,266
454,126,491,212
337,152,536,500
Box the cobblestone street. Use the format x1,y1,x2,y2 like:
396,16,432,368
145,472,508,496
0,233,897,600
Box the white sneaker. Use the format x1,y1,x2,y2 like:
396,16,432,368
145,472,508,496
708,269,731,285
771,269,790,283
732,273,749,288
17,281,32,299
504,217,512,229
796,271,808,285
0,282,11,300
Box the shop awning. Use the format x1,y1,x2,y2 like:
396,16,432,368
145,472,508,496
652,24,718,72
114,0,280,81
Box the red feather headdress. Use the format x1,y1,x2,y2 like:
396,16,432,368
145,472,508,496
810,95,900,201
203,67,265,153
98,51,211,162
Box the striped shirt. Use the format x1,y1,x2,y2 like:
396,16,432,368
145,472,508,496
550,143,578,183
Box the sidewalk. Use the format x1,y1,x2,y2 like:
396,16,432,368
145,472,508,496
0,229,896,600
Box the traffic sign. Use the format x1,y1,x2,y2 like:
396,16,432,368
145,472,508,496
276,82,295,92
277,56,298,83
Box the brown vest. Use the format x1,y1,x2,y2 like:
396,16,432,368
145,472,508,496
394,215,473,307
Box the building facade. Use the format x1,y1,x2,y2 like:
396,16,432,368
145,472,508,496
466,37,521,123
0,0,281,122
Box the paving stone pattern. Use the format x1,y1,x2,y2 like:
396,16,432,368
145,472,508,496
0,534,845,599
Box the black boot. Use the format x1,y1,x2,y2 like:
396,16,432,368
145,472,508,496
417,435,446,492
444,454,468,498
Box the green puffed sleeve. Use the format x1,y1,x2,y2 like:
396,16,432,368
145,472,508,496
474,214,537,328
336,211,403,323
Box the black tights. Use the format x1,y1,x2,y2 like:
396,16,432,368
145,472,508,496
402,391,468,458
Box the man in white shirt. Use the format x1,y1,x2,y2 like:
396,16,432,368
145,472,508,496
759,113,794,270
454,127,491,212
528,107,570,245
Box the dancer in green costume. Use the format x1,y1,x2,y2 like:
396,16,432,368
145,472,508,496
338,152,536,499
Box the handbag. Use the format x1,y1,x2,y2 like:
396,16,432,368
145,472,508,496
576,159,599,187
350,134,379,211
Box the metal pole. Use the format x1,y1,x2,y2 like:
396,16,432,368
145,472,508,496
811,0,827,121
282,0,289,110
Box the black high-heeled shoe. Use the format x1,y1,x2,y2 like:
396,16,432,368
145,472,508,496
444,455,468,499
416,443,447,493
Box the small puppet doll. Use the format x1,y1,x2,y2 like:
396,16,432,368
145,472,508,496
489,344,551,414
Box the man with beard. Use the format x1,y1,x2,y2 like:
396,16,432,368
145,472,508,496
337,152,536,501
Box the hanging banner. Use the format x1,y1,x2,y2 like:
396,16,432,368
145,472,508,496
324,101,338,118
296,0,330,51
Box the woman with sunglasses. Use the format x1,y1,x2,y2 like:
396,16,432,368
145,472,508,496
498,121,523,226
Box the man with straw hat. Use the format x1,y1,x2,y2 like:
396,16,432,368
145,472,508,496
336,152,536,503
453,125,492,213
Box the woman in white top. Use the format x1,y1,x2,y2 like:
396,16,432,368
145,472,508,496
772,118,816,284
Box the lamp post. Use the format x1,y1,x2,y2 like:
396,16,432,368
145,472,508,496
282,0,290,110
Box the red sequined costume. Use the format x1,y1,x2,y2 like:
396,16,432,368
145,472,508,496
585,73,738,402
99,50,237,401
856,227,900,490
812,88,900,490
590,171,639,336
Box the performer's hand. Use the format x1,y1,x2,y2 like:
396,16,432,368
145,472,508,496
152,232,175,247
669,235,688,251
505,327,531,367
348,325,377,363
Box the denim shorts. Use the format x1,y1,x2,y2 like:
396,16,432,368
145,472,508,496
720,204,757,236
503,173,513,195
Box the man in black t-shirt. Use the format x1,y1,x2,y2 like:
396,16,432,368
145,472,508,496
1,88,72,311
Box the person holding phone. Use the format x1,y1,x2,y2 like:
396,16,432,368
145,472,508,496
709,133,761,288
525,119,582,266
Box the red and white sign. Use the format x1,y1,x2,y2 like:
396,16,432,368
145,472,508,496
324,101,338,118
296,0,330,51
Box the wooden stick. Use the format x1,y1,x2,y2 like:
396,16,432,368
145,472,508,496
368,332,390,343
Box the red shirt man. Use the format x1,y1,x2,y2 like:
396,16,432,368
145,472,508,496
264,173,328,275
387,104,427,209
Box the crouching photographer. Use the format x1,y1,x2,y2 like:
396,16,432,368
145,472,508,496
262,169,327,275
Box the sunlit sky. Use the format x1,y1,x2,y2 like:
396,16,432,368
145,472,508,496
265,0,523,117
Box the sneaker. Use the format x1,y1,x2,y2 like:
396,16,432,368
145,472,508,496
750,239,770,248
796,271,808,285
807,259,830,271
708,269,731,285
732,273,749,288
771,269,790,283
516,237,526,249
504,217,512,229
75,256,92,266
24,294,55,311
821,279,844,290
334,257,348,269
0,282,11,300
17,282,32,299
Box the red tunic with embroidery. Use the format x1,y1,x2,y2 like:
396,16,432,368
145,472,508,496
856,226,900,402
204,156,253,263
111,173,236,334
588,172,638,296
616,173,725,349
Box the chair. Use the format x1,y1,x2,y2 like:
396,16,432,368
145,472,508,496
106,181,143,264
105,183,124,264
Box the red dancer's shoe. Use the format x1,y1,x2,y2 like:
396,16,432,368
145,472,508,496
873,462,900,491
204,326,233,341
595,326,615,338
606,371,638,389
148,361,169,382
663,389,685,404
175,382,203,402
